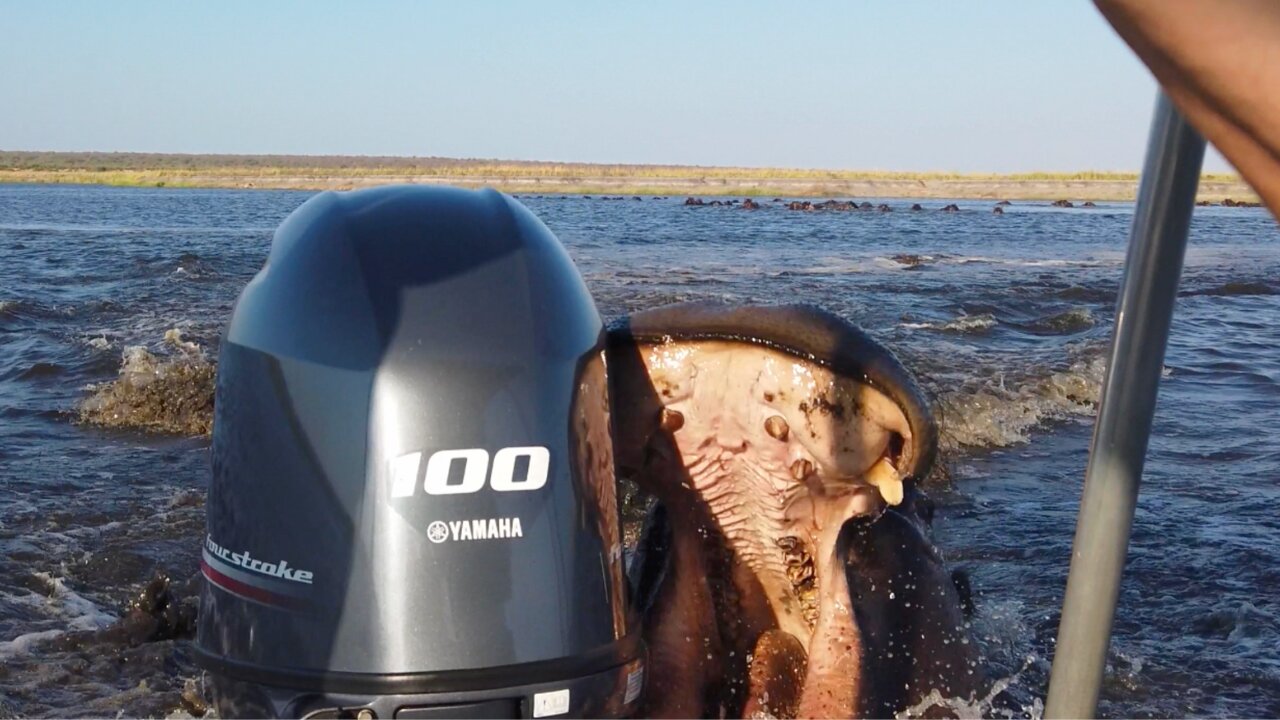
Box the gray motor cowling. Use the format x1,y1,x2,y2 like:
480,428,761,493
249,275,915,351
196,187,643,719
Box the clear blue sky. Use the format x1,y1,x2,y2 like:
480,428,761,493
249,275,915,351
0,1,1232,173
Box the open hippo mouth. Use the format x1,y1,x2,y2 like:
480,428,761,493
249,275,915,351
609,303,973,718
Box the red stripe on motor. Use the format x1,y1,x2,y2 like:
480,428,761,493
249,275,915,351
201,559,297,609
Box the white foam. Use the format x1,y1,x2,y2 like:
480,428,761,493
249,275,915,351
795,259,879,275
903,314,998,334
33,572,117,631
0,575,116,661
0,628,65,661
944,256,1111,268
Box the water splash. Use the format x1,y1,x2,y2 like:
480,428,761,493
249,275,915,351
77,331,215,436
937,354,1105,449
897,655,1042,719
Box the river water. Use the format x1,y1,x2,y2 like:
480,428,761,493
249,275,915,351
1,184,1277,717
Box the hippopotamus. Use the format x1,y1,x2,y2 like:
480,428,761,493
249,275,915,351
992,205,1004,215
1051,199,1074,208
742,198,762,210
814,200,856,211
608,303,981,719
940,204,960,213
910,203,924,211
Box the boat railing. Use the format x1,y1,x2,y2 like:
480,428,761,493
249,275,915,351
1044,91,1207,719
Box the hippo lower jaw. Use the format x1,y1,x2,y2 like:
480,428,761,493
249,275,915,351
609,303,960,718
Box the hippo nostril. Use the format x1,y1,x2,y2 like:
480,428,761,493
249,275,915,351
764,415,789,441
659,407,685,432
886,432,906,466
789,458,814,481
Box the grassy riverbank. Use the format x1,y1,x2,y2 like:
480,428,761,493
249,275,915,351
0,151,1259,202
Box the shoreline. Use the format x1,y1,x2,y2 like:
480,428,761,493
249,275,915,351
0,151,1260,202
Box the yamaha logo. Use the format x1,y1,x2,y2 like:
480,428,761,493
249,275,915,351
426,517,525,543
426,521,449,543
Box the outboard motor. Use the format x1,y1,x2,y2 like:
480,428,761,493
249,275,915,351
197,187,644,718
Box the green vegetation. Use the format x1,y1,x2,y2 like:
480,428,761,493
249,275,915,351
0,150,1257,202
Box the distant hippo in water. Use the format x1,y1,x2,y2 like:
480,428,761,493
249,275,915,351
941,204,960,213
1051,199,1074,208
816,199,856,211
610,303,982,719
992,205,1004,214
910,203,924,211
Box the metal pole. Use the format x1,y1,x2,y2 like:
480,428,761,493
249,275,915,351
1044,92,1205,719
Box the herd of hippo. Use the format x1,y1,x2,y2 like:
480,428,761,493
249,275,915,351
505,194,1263,211
682,197,1007,214
1202,197,1263,207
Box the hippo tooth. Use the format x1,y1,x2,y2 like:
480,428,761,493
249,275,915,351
659,407,685,432
865,457,904,506
787,563,815,585
764,415,789,441
789,459,814,482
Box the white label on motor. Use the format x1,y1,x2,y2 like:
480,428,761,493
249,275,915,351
389,446,551,498
625,665,645,704
533,688,570,717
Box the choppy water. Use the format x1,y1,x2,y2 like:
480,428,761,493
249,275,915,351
1,184,1277,718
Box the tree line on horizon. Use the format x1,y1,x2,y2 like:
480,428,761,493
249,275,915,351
0,150,1243,183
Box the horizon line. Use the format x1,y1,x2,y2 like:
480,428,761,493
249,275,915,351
0,149,1243,179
